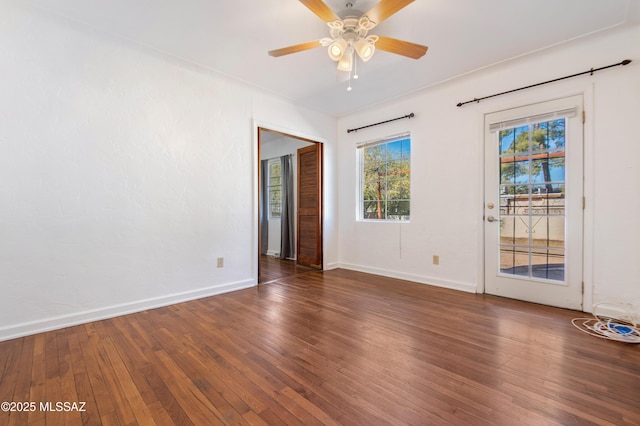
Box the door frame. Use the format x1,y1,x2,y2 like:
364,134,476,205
254,123,325,283
477,84,595,312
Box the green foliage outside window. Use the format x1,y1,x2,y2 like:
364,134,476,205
359,137,410,221
499,119,566,195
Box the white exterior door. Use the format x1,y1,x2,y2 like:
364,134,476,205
484,96,584,310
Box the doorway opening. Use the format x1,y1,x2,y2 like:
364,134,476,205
258,128,323,283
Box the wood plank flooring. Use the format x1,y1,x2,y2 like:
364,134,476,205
1,268,639,425
259,255,312,284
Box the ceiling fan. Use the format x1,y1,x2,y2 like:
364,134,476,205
268,0,428,90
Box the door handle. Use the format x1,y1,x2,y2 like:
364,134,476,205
487,215,498,222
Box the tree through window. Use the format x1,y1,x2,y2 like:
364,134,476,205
358,134,411,221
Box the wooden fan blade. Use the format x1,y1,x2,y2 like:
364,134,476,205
363,0,414,26
299,0,340,22
268,40,322,57
375,35,428,59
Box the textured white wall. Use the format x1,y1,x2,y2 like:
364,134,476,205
0,3,336,340
337,24,640,309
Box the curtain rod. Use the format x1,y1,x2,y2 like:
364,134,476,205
456,59,632,107
347,113,414,133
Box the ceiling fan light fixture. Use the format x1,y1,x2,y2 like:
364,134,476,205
337,48,354,72
328,38,347,61
355,38,375,61
268,0,428,90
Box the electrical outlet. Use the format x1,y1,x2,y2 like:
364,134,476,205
216,257,224,268
432,255,439,265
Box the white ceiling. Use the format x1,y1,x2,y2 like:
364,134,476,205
22,0,640,116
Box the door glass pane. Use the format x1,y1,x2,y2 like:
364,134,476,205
497,118,566,282
500,245,530,277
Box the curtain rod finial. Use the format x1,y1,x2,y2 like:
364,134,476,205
622,59,632,66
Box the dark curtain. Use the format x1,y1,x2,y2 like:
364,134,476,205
280,154,295,259
260,159,269,255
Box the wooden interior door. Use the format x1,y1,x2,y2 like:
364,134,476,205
297,144,323,269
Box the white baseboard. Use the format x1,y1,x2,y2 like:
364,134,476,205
589,302,639,319
0,279,255,342
324,262,340,270
338,263,477,293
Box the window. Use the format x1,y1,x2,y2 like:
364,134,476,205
497,117,567,280
358,134,411,221
268,159,282,218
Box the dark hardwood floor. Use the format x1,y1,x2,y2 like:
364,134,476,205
1,268,639,425
259,255,313,283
